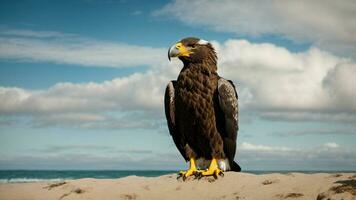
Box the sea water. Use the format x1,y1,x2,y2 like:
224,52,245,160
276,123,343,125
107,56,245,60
0,170,175,183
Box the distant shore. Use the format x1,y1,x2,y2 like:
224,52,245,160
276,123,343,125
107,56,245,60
1,172,355,200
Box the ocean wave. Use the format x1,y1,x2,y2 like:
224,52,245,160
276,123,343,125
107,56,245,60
0,178,69,183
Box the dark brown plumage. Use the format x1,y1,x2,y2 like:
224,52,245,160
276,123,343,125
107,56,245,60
165,37,240,176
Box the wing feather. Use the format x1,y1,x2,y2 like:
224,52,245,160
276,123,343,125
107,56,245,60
218,78,239,139
164,81,188,161
218,78,240,171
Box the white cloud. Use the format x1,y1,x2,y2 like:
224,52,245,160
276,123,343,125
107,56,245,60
0,28,75,38
273,128,356,137
0,72,170,128
0,147,183,170
240,142,292,151
215,39,356,122
324,142,339,148
155,0,356,58
260,111,356,124
0,72,175,114
31,145,152,154
0,29,166,68
239,142,344,154
30,113,106,128
131,10,143,16
0,49,181,128
237,142,356,170
323,62,356,110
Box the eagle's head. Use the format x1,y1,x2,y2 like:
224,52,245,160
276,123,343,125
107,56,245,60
168,37,217,65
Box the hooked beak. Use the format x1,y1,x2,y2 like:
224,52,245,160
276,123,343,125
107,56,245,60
168,42,193,61
168,44,180,61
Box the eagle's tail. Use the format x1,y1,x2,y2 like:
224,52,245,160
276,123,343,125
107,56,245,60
230,161,241,172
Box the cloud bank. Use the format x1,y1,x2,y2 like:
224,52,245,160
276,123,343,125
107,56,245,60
155,0,356,58
1,142,355,170
237,142,356,170
215,39,356,122
0,29,166,68
1,30,355,127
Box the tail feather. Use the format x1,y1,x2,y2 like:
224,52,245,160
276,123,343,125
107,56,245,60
230,160,241,172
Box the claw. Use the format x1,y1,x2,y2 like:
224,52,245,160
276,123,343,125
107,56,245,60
219,171,224,177
213,170,224,179
182,175,187,181
177,173,183,180
177,158,225,180
193,171,199,179
176,158,200,181
196,172,203,180
199,158,224,179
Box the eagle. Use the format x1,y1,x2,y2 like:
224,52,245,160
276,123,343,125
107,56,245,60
165,37,241,180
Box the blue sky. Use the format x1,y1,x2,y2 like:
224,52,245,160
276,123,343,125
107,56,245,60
0,0,355,171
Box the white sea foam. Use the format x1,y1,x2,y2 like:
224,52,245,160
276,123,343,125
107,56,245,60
0,178,69,183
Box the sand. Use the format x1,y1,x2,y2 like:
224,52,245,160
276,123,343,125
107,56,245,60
1,172,355,200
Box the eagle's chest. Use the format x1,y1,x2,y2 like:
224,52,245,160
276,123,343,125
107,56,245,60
176,68,217,114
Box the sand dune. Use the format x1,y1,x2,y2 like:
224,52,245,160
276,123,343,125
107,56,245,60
0,172,355,200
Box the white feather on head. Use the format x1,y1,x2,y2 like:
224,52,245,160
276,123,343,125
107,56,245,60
197,39,209,45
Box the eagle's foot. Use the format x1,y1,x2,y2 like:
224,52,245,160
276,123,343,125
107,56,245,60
177,158,201,181
198,169,224,179
177,169,201,181
197,158,224,179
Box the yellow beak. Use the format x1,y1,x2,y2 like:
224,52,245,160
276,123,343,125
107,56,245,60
168,42,193,61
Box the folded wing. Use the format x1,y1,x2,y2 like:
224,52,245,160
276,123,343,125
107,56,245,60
164,81,188,161
218,78,240,171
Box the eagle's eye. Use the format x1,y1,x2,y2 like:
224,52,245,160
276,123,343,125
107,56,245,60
187,43,196,48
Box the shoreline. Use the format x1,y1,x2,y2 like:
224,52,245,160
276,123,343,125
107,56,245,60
2,169,356,183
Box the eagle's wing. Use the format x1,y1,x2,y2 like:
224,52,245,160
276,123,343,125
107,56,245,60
218,78,241,171
164,81,188,161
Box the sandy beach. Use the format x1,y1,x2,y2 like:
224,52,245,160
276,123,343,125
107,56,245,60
0,172,355,200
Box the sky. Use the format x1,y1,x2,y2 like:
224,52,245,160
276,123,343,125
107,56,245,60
0,0,355,171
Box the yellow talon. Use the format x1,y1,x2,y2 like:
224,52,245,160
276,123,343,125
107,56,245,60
200,158,224,179
178,158,201,180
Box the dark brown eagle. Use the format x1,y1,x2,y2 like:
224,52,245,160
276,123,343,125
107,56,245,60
165,37,241,180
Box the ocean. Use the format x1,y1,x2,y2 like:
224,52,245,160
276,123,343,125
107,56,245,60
0,170,354,183
0,170,175,183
